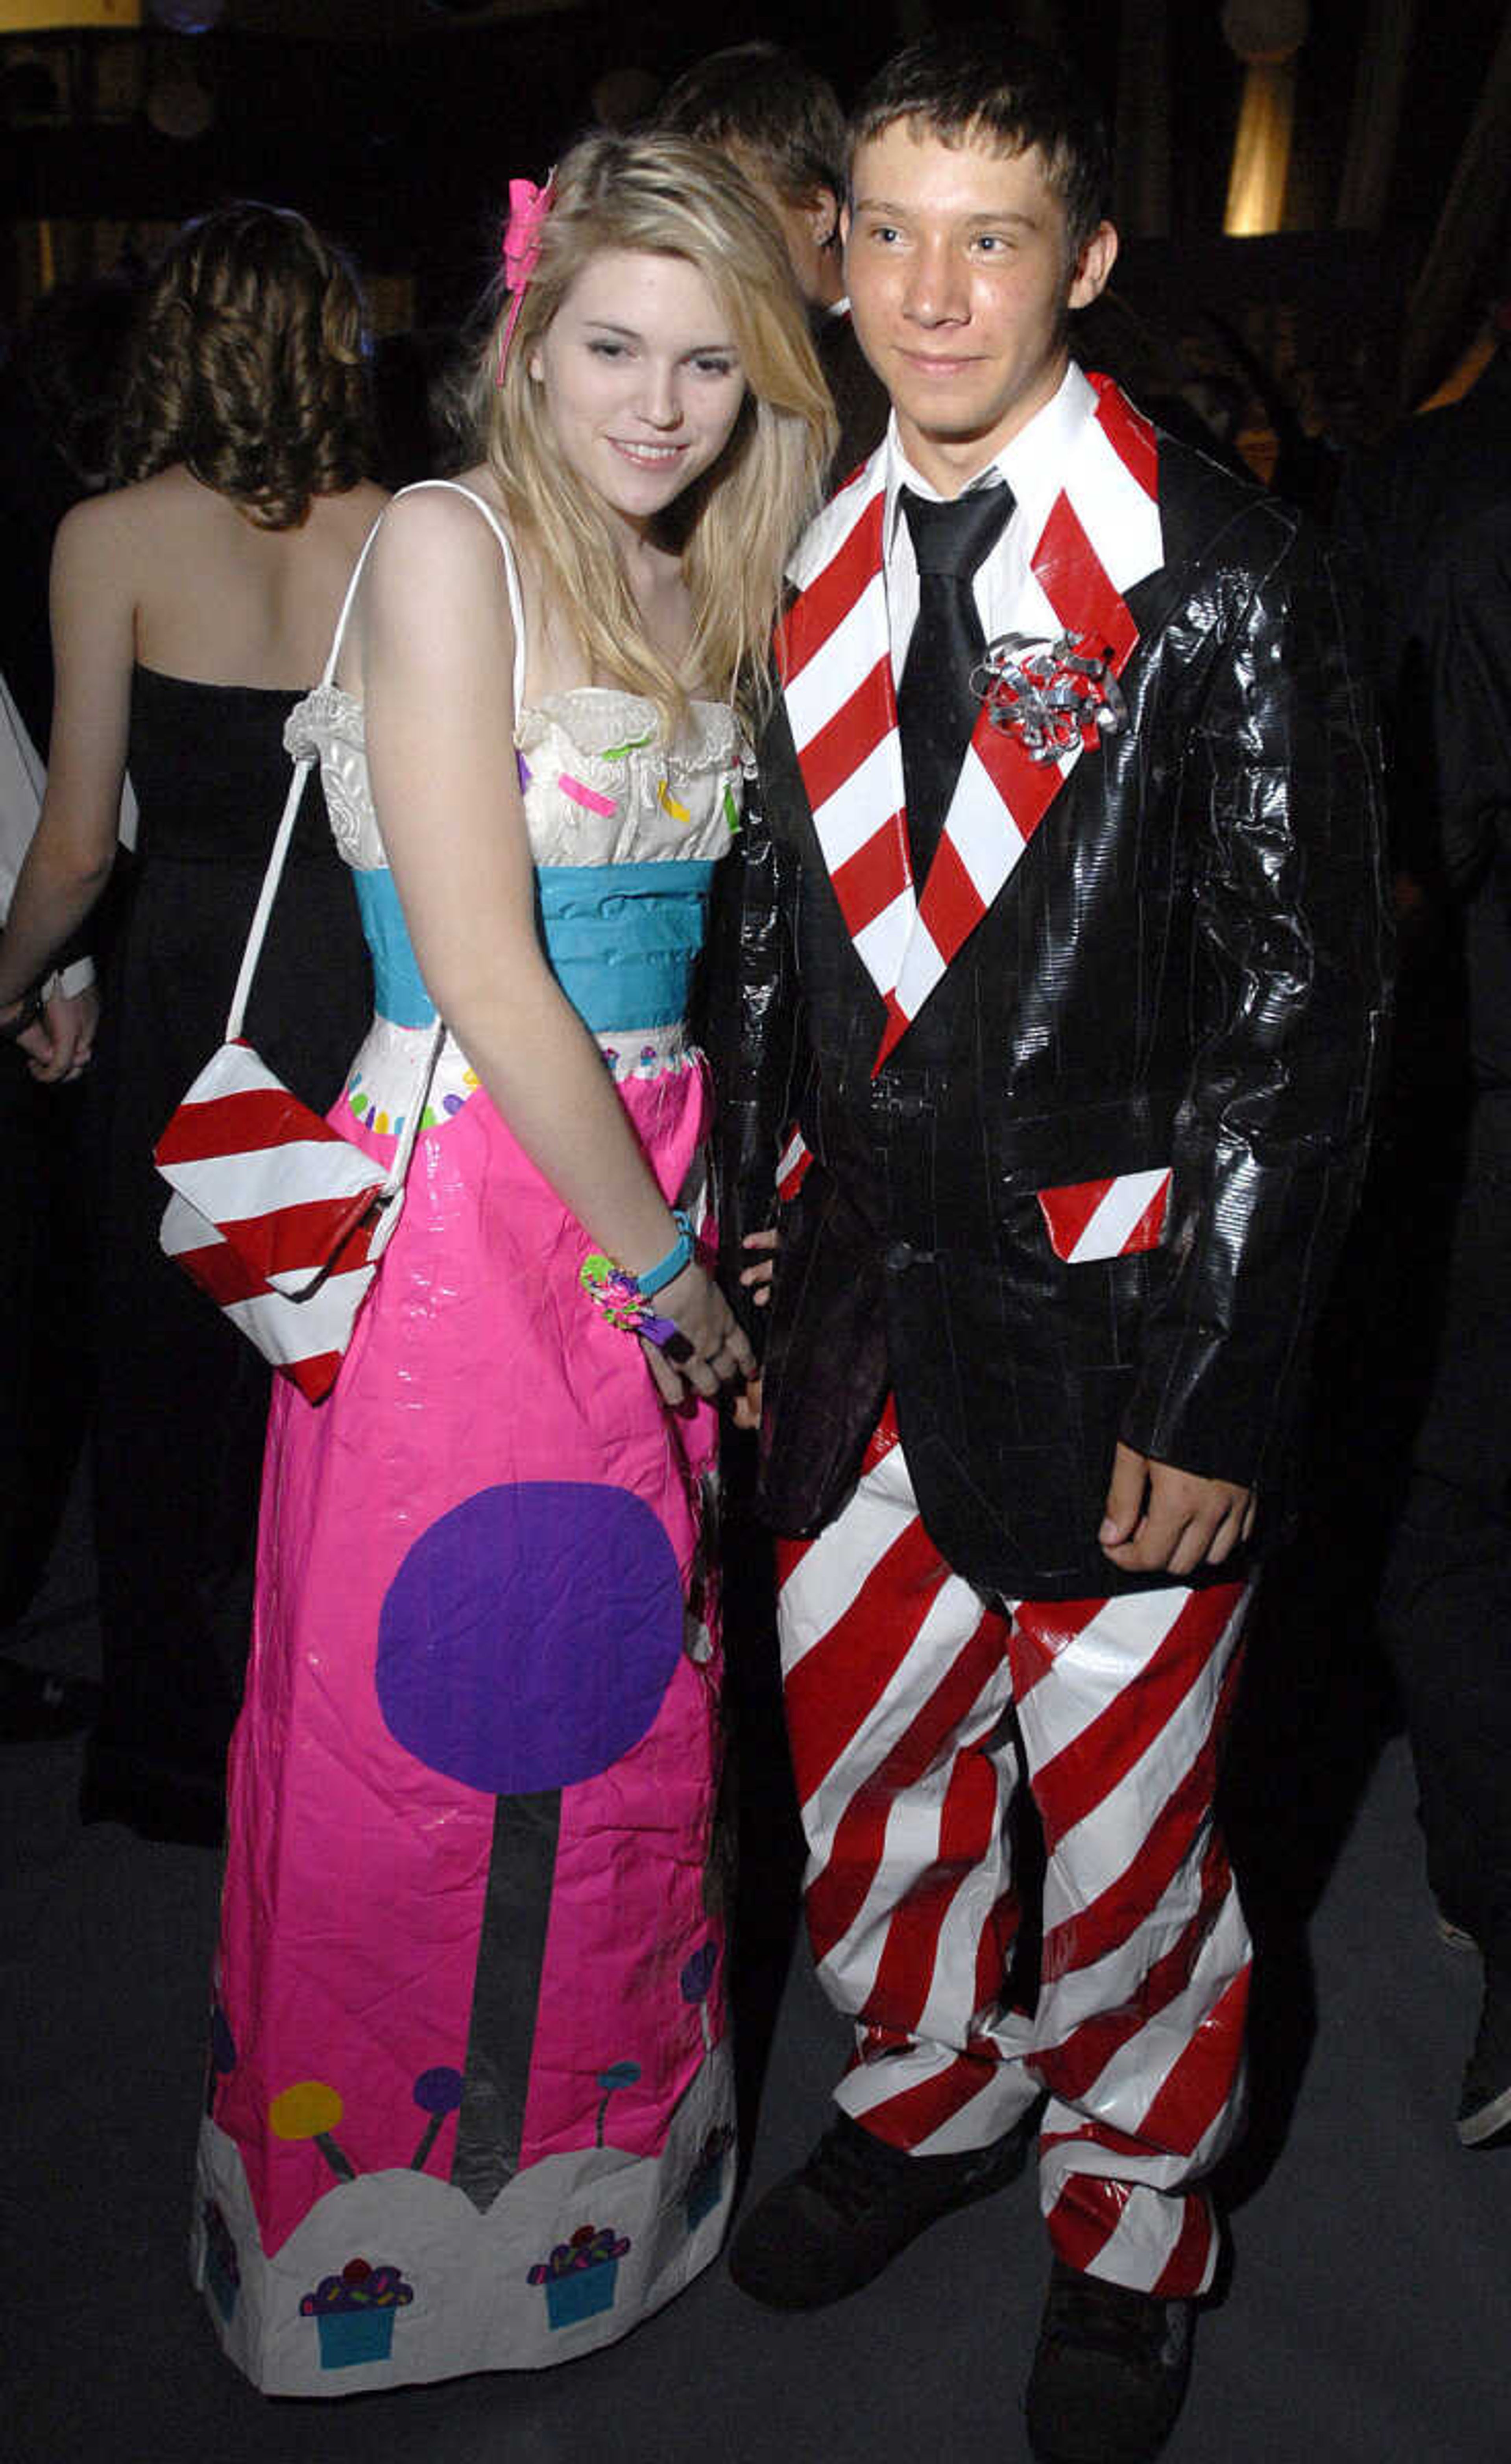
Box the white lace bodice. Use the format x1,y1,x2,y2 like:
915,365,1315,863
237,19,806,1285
284,682,742,875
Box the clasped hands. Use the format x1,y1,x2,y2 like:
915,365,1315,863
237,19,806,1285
7,983,98,1083
637,1235,1255,1573
640,1226,776,1420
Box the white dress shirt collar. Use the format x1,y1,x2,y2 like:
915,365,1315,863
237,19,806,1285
880,363,1097,678
881,360,1095,547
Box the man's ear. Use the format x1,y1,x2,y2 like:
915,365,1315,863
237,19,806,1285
804,183,841,252
1068,219,1118,311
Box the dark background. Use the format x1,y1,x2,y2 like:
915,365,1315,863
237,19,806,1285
2,0,1509,456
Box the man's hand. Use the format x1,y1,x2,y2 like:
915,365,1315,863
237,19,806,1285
1099,1441,1255,1578
739,1222,778,1307
730,1374,763,1433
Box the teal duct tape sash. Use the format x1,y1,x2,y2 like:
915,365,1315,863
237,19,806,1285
355,858,715,1035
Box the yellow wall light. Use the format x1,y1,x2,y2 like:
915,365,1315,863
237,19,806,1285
0,3,142,28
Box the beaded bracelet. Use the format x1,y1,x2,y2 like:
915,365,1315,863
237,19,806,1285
579,1209,696,1345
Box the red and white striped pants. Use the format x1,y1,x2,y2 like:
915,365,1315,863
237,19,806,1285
776,1406,1252,2298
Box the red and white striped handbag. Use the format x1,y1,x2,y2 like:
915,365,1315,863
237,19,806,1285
153,650,441,1404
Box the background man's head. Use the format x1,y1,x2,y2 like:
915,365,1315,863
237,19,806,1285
654,42,849,309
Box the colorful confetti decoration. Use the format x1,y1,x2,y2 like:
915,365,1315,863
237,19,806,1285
559,773,618,819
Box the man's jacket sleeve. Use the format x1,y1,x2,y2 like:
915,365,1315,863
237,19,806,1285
1123,518,1394,1492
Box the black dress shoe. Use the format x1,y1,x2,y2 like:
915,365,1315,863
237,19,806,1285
728,2106,1033,2310
1457,1957,1511,2147
1025,2259,1193,2464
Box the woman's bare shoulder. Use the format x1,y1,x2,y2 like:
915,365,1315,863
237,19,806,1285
54,468,245,581
48,479,174,604
364,468,519,600
52,470,173,555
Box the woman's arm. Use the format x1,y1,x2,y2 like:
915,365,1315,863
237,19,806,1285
360,488,752,1399
0,500,133,1041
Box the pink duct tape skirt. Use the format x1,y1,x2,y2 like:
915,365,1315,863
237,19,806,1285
193,1026,735,2391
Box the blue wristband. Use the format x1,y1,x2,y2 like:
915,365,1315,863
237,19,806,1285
634,1209,695,1299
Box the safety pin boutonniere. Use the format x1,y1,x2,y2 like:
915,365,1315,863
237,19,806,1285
970,631,1128,765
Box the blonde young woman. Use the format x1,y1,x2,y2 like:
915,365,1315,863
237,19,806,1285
195,135,834,2392
0,205,384,1842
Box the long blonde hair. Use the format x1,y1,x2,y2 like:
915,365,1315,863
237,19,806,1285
479,133,836,725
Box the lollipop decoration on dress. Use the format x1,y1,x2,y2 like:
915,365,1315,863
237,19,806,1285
409,2065,464,2170
269,2078,358,2181
594,2058,641,2147
495,170,557,383
375,1481,687,2211
970,630,1128,763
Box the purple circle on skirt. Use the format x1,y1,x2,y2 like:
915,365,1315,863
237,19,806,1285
375,1481,683,1793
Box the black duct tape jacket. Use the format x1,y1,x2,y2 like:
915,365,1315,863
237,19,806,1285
706,431,1395,1601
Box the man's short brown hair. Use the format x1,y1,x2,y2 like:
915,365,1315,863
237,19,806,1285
850,28,1111,259
654,42,847,207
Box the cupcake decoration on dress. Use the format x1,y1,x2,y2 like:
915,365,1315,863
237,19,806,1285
683,2122,735,2231
528,2223,631,2330
201,2199,241,2323
300,2256,414,2370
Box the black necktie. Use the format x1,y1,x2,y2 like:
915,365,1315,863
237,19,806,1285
896,482,1012,882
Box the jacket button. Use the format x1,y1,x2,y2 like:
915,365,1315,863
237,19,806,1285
885,1241,913,1272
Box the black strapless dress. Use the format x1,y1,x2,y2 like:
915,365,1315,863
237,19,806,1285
83,667,370,1841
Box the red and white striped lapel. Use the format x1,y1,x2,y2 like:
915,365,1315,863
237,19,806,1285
776,455,910,1007
778,372,1163,1074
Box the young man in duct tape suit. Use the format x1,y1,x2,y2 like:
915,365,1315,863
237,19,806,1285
710,31,1391,2464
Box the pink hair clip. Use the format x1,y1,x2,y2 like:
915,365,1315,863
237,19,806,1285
495,170,556,385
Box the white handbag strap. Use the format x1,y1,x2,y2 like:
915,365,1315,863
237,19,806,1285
222,514,386,1045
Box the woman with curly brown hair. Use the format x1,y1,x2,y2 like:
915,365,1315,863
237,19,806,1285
0,201,386,1844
